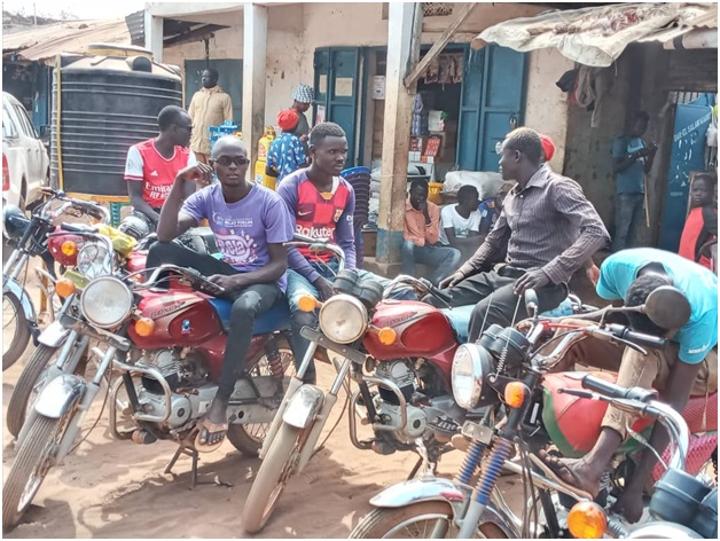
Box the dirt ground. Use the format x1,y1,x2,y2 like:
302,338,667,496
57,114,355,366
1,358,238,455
2,291,524,538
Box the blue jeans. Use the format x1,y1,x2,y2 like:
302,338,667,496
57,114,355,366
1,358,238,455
286,260,400,383
401,240,461,285
613,193,644,252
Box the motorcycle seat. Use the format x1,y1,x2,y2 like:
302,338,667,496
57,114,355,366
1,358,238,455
208,297,292,335
441,297,575,343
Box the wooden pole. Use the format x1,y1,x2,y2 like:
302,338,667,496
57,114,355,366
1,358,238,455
376,3,421,267
242,3,268,180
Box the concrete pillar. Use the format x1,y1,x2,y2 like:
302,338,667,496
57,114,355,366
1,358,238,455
242,3,268,179
144,12,164,62
376,2,421,268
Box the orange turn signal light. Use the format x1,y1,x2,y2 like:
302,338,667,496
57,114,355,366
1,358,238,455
297,294,320,313
61,240,78,256
134,317,156,337
377,327,398,345
503,381,528,409
567,501,607,539
55,278,76,298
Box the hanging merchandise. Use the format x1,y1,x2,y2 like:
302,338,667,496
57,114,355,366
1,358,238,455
411,93,427,136
706,103,718,169
424,57,440,84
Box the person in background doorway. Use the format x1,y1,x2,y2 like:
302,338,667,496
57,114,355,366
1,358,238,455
124,105,197,230
188,68,233,163
679,172,717,270
291,84,314,142
439,184,483,260
611,111,657,251
402,179,462,285
266,108,308,182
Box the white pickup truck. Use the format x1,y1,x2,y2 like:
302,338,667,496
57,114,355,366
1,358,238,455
2,91,50,210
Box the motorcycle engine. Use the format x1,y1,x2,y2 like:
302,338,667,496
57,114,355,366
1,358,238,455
374,360,415,403
372,360,427,444
132,349,210,429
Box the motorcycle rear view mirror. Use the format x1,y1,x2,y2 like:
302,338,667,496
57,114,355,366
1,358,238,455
643,286,690,330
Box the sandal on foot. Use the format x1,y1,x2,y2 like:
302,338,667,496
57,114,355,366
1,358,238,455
195,420,227,453
531,451,596,501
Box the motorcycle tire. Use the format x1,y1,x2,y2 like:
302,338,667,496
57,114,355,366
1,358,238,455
6,345,56,437
349,501,507,539
242,423,302,534
2,291,31,371
3,415,68,530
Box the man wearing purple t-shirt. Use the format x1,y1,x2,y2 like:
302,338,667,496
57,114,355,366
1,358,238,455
147,136,293,449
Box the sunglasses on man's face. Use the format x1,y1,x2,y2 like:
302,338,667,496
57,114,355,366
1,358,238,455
215,156,250,167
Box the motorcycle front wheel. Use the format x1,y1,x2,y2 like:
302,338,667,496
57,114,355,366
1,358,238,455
3,290,30,370
6,344,57,437
242,423,302,534
2,414,70,530
349,502,509,539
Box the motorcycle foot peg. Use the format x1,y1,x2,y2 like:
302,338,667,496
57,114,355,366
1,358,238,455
371,439,396,455
131,429,157,445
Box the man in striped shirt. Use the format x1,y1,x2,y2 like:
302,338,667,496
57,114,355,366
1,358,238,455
431,128,610,339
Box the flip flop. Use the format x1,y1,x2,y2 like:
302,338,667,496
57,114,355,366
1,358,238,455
194,420,227,453
531,451,595,501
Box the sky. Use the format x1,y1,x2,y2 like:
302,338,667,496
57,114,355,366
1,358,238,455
3,0,147,20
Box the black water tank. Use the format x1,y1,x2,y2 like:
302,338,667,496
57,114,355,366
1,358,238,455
50,44,182,200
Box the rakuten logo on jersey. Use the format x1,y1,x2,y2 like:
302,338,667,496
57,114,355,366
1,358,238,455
296,224,335,240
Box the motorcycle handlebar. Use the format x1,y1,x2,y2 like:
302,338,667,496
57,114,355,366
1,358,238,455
605,323,667,349
285,234,346,273
581,374,658,403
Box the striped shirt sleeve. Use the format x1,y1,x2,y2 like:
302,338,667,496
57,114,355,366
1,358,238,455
124,145,144,181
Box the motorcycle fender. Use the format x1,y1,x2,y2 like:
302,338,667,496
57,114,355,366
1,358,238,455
369,478,519,539
34,374,86,419
282,384,324,429
38,320,70,347
3,278,36,325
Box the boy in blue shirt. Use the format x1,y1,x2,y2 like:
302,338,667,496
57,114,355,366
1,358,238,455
542,248,717,522
611,111,657,251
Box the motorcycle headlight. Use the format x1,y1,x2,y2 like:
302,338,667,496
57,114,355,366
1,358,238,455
318,294,368,344
451,344,493,410
76,241,112,279
80,276,133,329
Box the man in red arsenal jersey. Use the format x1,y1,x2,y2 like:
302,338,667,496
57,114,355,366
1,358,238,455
124,105,198,230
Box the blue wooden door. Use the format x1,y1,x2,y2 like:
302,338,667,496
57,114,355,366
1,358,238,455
658,94,715,251
313,48,360,166
457,45,526,171
184,59,243,123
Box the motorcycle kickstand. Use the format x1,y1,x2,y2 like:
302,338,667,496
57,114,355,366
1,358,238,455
164,444,204,489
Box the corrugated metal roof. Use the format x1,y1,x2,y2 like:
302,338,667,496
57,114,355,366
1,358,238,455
473,2,718,67
2,19,130,62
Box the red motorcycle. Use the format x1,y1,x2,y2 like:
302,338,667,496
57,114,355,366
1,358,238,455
3,232,332,529
242,273,480,532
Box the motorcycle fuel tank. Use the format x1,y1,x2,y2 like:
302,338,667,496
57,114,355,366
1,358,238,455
128,289,224,348
363,300,458,374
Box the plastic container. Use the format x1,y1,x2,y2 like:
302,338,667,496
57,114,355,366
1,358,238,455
428,181,443,204
52,45,182,200
649,468,711,525
255,126,276,189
